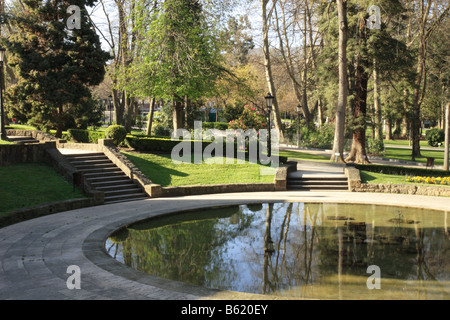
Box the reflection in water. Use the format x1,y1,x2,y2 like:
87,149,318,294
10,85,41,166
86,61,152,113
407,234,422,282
106,203,450,300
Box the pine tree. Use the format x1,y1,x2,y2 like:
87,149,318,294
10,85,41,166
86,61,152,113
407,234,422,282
2,0,110,137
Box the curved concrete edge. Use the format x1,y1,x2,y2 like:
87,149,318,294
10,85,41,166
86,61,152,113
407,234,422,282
0,191,448,300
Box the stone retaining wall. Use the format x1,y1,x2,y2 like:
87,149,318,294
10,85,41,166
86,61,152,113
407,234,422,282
346,166,450,197
0,198,100,228
159,183,277,197
355,183,450,197
0,141,57,166
6,129,58,142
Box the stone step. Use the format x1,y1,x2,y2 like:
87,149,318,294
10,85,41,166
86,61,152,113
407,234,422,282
7,136,39,144
83,171,126,179
288,180,348,186
288,185,349,191
65,154,109,161
90,177,134,186
103,188,144,196
70,159,113,166
64,152,149,204
96,183,139,192
104,196,149,205
104,193,149,204
74,166,120,173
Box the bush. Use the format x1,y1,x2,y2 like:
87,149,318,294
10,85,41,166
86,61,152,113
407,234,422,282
153,124,172,137
425,128,445,147
202,122,229,131
125,136,288,163
105,125,127,146
67,128,105,143
228,105,267,131
355,164,450,178
366,137,385,155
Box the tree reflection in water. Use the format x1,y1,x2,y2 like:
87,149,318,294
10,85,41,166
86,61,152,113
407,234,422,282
106,203,450,299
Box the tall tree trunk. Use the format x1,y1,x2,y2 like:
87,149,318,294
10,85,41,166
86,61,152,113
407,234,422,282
172,97,184,133
331,0,348,163
411,37,426,160
262,0,284,142
345,14,370,164
373,58,383,140
346,59,370,163
444,102,449,171
146,98,155,135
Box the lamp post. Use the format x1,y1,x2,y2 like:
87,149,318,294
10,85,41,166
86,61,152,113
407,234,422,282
102,99,106,124
297,105,301,148
0,47,6,140
108,94,112,125
265,93,274,158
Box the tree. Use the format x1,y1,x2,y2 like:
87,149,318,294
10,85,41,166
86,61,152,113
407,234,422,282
127,0,223,132
261,0,285,142
330,0,348,163
403,0,450,160
3,0,109,137
444,102,449,171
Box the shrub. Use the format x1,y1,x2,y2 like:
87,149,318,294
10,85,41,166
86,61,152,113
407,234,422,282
153,124,172,137
366,137,385,155
425,128,445,147
67,128,105,143
124,136,288,163
105,125,127,146
228,105,267,131
355,164,450,178
202,122,229,131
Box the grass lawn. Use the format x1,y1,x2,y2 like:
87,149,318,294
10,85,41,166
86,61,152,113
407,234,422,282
278,150,330,162
383,147,446,166
360,170,450,187
5,124,37,131
0,163,85,216
0,140,14,145
123,151,275,187
383,139,432,147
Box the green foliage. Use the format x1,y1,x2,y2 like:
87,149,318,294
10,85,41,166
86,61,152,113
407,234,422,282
127,0,223,103
2,0,110,137
285,122,335,150
105,125,127,146
126,136,203,153
201,122,229,131
355,164,450,178
221,103,245,123
67,129,105,144
153,124,172,137
425,128,445,147
366,137,385,155
228,105,267,131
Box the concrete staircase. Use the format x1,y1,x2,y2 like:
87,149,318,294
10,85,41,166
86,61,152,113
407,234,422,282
64,152,149,204
287,174,349,191
287,160,349,191
7,136,39,144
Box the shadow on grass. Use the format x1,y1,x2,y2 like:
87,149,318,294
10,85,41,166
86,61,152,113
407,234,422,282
124,152,188,187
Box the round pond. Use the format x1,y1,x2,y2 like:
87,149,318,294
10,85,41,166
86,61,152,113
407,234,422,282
106,202,449,299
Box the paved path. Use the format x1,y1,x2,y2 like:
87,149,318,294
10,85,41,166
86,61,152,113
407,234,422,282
0,192,448,300
281,145,445,169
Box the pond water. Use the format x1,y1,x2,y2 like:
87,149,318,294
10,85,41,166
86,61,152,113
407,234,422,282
106,202,449,300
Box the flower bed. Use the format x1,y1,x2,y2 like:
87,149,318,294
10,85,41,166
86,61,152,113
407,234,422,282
406,176,450,186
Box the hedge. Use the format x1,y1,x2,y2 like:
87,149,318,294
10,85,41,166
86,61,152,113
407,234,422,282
125,136,287,163
67,129,105,144
201,122,229,131
355,164,450,177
